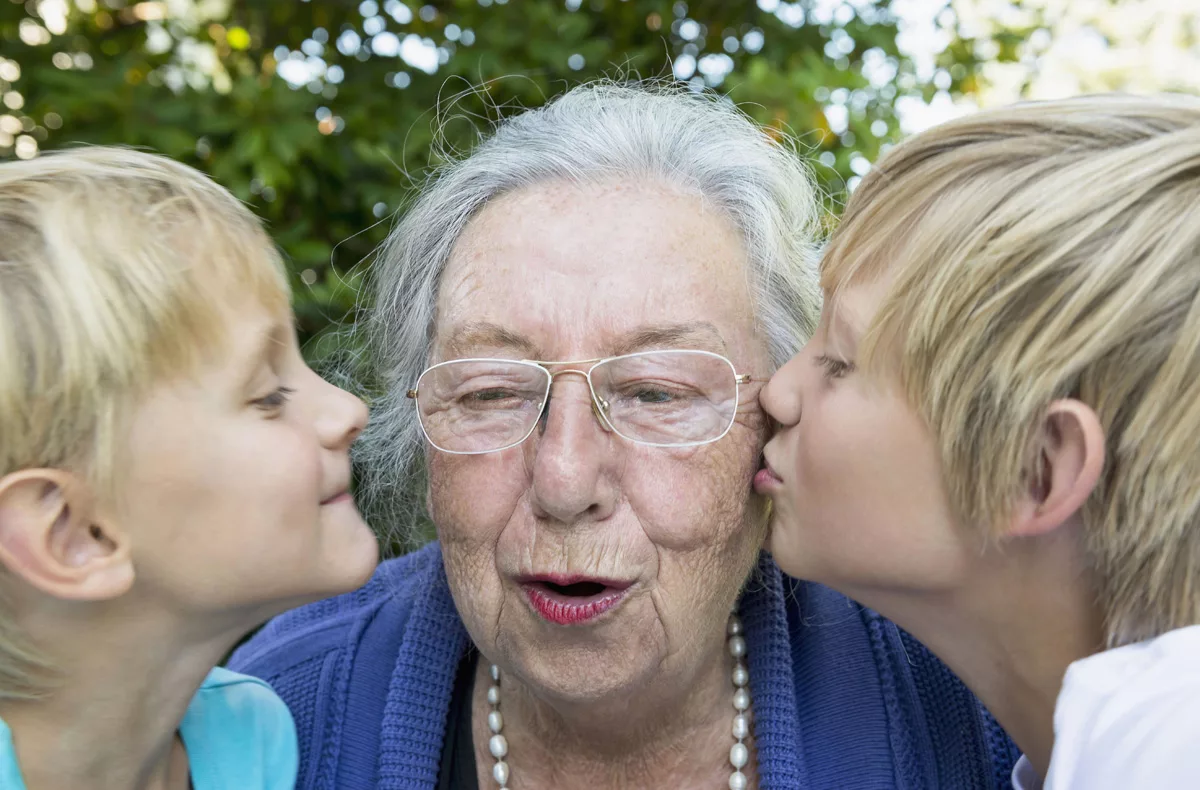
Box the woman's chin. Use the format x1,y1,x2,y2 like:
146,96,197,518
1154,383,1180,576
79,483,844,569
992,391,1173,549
509,654,648,706
497,610,664,701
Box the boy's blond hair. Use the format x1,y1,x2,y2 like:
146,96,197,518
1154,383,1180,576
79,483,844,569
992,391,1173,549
822,93,1200,647
0,147,290,699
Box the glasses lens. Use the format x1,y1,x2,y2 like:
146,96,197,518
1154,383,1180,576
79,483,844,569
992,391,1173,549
590,351,739,446
415,360,549,453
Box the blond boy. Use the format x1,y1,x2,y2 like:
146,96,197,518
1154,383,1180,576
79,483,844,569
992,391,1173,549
758,94,1200,788
0,148,377,789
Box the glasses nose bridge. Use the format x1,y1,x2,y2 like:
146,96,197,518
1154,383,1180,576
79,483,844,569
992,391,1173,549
541,366,611,431
546,366,592,383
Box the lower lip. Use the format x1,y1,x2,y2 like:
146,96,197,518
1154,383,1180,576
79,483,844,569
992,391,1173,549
523,583,629,626
753,467,783,493
321,492,352,506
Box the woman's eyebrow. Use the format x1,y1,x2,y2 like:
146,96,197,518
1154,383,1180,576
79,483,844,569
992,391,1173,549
611,322,727,356
441,320,727,358
443,321,539,356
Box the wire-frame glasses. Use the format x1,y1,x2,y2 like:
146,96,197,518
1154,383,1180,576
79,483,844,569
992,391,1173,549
407,349,756,455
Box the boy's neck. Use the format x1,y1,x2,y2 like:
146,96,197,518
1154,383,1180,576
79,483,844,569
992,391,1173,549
0,601,244,790
851,526,1105,780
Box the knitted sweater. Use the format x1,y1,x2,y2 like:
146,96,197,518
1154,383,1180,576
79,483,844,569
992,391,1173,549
230,543,1018,789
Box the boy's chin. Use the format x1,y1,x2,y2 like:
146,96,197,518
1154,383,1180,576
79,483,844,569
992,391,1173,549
316,514,381,594
337,522,382,590
253,519,380,619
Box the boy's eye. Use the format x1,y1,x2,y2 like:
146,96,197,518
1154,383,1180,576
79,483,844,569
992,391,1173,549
815,354,855,380
252,386,295,411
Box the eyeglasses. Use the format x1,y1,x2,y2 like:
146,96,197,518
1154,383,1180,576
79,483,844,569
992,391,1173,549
407,349,759,455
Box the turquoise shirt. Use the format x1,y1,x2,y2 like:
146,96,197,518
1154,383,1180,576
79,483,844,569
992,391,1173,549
0,667,298,790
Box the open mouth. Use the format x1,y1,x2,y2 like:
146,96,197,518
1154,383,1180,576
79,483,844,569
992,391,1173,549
542,580,607,596
519,576,632,626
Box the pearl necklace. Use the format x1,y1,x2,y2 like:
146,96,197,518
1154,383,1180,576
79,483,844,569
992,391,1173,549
484,613,753,789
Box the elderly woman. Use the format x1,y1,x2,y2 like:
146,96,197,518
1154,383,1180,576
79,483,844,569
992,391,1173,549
230,82,1016,789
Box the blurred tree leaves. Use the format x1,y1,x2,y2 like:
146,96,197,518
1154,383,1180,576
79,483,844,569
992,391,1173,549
1,0,981,355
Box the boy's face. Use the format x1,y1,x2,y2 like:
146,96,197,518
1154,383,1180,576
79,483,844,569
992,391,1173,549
112,298,378,624
755,280,978,599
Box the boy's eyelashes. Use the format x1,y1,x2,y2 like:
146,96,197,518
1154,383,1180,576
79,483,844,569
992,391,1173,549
814,353,855,380
251,386,295,411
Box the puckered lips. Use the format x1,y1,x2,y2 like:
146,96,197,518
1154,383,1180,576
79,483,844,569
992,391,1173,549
753,450,784,494
321,474,353,506
320,489,352,506
516,573,634,626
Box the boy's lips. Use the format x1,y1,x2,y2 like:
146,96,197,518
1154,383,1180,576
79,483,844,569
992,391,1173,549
753,452,784,493
321,469,353,505
321,489,352,505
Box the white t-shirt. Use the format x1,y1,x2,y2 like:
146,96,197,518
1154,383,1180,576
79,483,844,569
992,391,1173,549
1012,624,1200,789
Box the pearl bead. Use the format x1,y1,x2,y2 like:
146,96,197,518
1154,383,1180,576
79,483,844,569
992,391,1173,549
489,734,508,759
730,742,749,769
482,629,756,789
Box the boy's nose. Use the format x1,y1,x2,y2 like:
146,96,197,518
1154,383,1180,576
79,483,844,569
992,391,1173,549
759,353,805,427
318,381,369,451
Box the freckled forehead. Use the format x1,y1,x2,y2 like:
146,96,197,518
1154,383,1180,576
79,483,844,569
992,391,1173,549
436,179,758,357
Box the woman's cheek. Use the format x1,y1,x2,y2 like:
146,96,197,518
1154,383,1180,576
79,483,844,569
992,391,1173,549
624,448,753,552
427,454,524,539
430,461,513,647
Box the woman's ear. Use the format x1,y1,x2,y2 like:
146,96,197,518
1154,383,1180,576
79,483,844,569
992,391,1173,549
1007,400,1106,539
0,469,134,601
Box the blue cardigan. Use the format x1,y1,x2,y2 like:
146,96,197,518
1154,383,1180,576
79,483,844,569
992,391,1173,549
230,543,1018,789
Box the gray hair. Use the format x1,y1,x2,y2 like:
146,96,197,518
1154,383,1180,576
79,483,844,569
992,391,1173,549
356,80,822,547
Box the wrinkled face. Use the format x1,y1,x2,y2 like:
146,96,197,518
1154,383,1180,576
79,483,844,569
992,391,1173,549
116,300,379,626
429,181,772,701
757,282,973,599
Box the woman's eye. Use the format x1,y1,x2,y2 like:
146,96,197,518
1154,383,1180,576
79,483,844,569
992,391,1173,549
471,389,514,401
458,388,537,410
632,387,674,404
252,386,295,411
815,354,855,380
612,380,691,405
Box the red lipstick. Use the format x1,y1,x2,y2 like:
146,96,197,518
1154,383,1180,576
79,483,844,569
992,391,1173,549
519,575,632,626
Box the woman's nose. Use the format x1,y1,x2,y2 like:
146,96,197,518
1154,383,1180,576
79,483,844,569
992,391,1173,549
759,353,805,427
527,378,618,525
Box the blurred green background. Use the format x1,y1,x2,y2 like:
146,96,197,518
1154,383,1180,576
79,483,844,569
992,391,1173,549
3,1,1198,356
4,0,1196,357
0,0,1039,354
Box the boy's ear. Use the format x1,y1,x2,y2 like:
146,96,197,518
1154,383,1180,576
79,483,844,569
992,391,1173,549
1007,399,1106,539
0,469,134,601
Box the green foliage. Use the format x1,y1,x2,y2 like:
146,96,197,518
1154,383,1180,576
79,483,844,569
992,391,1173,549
1,0,981,356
